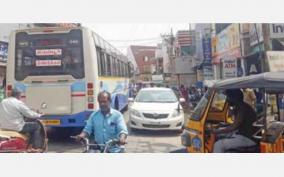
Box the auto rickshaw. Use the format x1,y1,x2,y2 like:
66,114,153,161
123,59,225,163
181,71,284,153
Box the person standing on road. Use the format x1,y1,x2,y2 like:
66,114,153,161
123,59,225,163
75,91,128,153
0,88,44,151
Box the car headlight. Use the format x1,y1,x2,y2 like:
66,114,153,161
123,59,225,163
130,109,141,117
172,110,182,117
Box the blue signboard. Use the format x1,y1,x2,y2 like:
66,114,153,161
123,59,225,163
202,37,212,65
0,41,8,59
202,38,213,79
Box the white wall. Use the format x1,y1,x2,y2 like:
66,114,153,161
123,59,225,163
175,56,195,74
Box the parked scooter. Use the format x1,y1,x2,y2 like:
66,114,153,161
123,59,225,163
0,119,47,153
71,136,125,153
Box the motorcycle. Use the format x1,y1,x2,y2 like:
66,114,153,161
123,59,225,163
71,136,125,153
0,119,47,153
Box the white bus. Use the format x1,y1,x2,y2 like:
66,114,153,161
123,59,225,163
6,26,134,128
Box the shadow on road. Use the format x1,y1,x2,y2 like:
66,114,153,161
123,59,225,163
129,128,181,137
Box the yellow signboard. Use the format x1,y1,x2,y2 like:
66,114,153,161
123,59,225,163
266,51,284,72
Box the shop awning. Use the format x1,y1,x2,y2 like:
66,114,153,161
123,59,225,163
272,39,284,50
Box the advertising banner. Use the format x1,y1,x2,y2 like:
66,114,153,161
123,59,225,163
223,59,237,78
266,51,284,72
270,24,284,39
0,41,8,60
213,24,241,64
216,23,240,54
202,37,213,80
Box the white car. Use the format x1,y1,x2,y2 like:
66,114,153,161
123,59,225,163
128,87,185,131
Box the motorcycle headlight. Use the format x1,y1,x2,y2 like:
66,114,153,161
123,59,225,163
130,109,141,117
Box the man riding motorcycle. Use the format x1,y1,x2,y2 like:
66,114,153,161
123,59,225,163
0,88,44,151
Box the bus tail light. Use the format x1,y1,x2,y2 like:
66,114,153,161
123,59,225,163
87,90,94,95
87,82,93,89
88,103,94,109
87,82,94,106
7,85,12,91
6,84,12,96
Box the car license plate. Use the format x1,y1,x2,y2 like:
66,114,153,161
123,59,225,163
42,120,60,125
150,121,161,125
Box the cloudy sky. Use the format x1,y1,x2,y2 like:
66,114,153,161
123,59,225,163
84,23,193,54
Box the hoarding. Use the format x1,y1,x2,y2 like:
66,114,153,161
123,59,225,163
266,51,284,72
270,24,284,39
223,59,237,78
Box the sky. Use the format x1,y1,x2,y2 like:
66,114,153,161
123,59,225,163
84,23,193,54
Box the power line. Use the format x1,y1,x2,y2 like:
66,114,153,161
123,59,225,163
106,37,162,42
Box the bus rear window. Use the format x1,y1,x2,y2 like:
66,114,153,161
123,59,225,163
15,29,84,81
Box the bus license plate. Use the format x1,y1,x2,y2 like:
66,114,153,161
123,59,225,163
42,120,60,125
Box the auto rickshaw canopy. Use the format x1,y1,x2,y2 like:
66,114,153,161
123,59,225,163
213,71,284,91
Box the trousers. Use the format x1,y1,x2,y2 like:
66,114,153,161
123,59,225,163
213,132,256,153
20,121,43,149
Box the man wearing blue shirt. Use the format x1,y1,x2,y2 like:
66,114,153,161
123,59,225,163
75,91,128,153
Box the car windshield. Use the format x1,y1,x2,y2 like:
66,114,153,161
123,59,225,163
190,89,212,121
135,89,178,103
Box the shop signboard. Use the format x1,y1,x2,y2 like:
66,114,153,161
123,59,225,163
270,24,284,39
202,37,212,64
216,24,240,54
202,37,213,80
203,65,214,80
223,59,237,78
214,24,240,64
0,41,8,60
152,74,163,82
266,51,284,72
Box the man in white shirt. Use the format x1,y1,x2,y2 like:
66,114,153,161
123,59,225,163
0,88,43,149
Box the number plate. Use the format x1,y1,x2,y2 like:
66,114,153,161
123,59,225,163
42,120,61,125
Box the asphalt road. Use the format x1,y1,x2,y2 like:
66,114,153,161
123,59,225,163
47,110,187,153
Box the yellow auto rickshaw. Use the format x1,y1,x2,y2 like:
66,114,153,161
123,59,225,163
181,71,284,153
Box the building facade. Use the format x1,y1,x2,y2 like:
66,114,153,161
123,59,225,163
128,45,156,82
173,30,197,87
212,23,242,79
